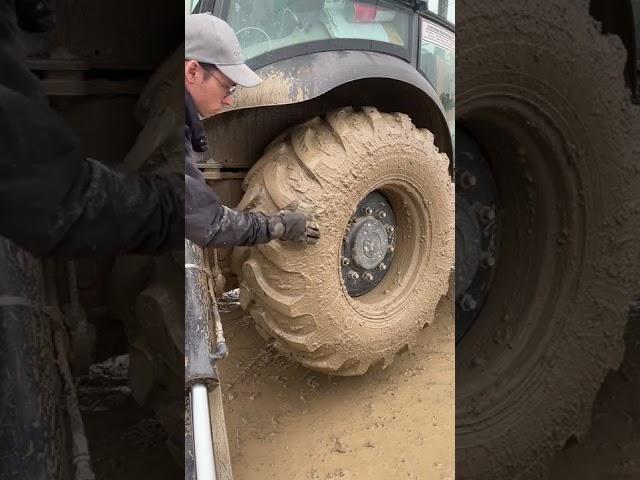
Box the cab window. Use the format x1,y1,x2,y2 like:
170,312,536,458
224,0,411,61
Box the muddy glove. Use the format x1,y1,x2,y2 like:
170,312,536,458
267,211,320,244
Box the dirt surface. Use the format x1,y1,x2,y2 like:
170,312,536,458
216,293,455,480
82,288,454,480
83,300,640,480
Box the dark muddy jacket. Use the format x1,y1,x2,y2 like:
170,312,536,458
0,9,184,257
184,92,271,247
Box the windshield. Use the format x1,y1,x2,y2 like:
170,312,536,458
223,0,411,62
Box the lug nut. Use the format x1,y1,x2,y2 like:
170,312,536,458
377,211,387,219
479,206,496,223
363,207,373,215
460,294,477,312
348,270,360,280
459,171,477,190
341,257,350,266
363,273,374,281
378,263,387,271
386,225,395,234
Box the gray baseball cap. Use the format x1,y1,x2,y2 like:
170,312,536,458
185,13,262,88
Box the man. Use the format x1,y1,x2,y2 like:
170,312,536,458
184,13,320,247
0,0,184,257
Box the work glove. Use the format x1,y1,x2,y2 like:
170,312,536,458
267,211,320,245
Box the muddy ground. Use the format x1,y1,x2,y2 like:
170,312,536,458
84,299,640,480
217,295,455,480
84,294,455,480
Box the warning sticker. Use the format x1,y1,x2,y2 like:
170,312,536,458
422,21,455,53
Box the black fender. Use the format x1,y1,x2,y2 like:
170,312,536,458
232,50,445,114
207,50,453,173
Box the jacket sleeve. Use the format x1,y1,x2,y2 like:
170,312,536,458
184,138,271,248
184,169,272,248
0,85,185,257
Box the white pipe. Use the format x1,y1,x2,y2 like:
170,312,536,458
192,384,217,480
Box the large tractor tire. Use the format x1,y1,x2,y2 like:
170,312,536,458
234,106,454,375
455,0,640,478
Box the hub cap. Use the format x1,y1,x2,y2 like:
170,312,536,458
342,191,396,297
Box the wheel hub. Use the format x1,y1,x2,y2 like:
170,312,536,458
351,218,389,270
342,191,396,297
455,196,482,297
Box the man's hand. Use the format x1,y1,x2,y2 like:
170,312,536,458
268,211,320,245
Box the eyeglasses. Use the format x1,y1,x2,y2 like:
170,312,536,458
201,63,237,97
214,76,237,98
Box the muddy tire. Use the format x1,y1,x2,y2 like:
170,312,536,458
234,107,454,375
456,1,640,478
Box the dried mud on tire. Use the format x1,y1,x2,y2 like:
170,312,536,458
455,0,640,478
234,107,454,376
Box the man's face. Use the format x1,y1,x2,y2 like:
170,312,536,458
184,60,236,117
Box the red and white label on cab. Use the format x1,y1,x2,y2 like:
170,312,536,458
350,2,397,23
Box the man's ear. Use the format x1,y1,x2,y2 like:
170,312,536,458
184,60,200,84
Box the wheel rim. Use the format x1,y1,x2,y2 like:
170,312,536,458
455,128,500,342
337,175,435,327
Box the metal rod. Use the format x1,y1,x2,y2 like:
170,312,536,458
46,260,95,480
64,259,91,374
204,248,227,359
191,384,217,480
67,260,80,310
54,330,95,480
